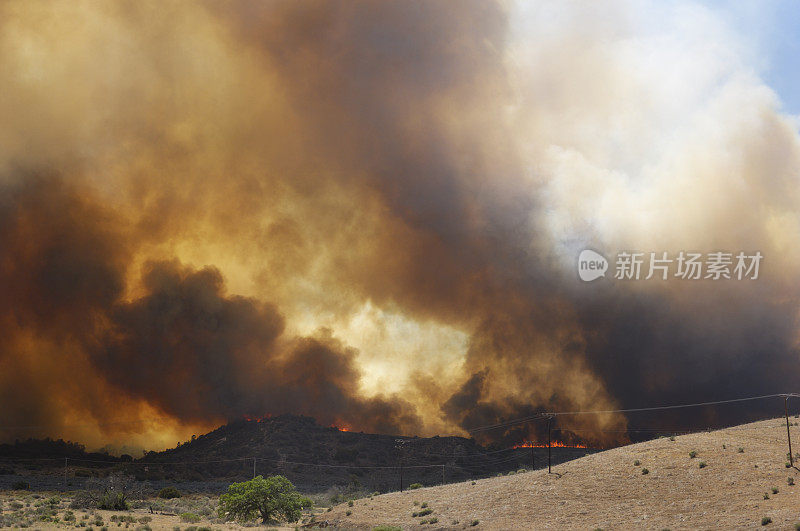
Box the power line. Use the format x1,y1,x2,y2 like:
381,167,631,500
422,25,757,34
467,393,791,433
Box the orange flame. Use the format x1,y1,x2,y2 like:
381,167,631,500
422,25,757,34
243,414,272,422
513,440,590,449
330,424,351,432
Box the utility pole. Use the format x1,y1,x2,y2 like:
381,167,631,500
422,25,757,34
530,445,535,471
395,439,406,492
547,415,553,474
786,396,794,468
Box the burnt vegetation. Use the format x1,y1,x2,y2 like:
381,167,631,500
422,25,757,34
0,415,594,493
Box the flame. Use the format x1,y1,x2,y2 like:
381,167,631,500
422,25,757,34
243,414,272,423
513,440,591,449
330,424,351,432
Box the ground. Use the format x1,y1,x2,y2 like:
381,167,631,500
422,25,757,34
324,417,800,529
0,491,305,530
5,417,800,529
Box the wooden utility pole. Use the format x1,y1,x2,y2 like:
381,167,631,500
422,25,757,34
547,416,553,474
786,396,794,468
395,439,406,492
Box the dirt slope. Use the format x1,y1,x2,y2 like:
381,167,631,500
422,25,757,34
324,417,800,530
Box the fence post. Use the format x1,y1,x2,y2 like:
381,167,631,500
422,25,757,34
786,396,794,468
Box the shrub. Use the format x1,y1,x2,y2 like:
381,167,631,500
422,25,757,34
138,517,151,524
633,460,640,466
787,462,792,468
763,492,770,500
762,516,772,525
688,451,697,459
346,510,352,516
97,491,127,510
698,462,707,469
641,468,649,475
348,500,354,507
409,483,423,490
788,477,795,486
417,508,432,517
421,502,428,508
669,436,675,441
79,475,141,510
772,487,779,494
217,475,311,524
12,480,30,490
429,517,439,524
738,447,744,453
471,520,479,526
157,487,181,499
180,513,201,523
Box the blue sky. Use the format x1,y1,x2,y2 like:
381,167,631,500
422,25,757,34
705,0,800,114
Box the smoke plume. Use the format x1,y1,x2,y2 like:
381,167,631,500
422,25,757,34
1,0,799,449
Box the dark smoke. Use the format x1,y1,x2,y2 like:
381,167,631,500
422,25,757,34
0,177,420,440
1,1,798,449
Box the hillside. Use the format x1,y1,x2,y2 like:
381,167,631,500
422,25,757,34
138,415,593,492
324,417,800,529
0,415,595,493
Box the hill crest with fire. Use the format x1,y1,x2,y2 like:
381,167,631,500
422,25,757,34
0,414,595,493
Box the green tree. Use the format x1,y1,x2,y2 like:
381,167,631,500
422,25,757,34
217,475,311,524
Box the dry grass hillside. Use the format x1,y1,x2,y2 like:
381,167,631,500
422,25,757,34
324,418,800,530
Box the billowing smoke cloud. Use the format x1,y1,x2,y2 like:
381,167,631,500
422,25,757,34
1,0,799,449
0,177,420,445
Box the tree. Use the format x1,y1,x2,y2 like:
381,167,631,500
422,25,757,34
73,475,143,510
217,475,311,524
